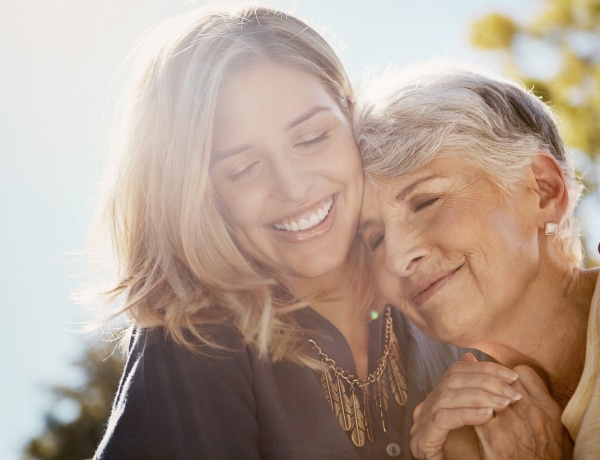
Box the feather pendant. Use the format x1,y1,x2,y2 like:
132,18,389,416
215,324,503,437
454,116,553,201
319,369,339,412
362,385,375,444
349,387,366,447
336,375,353,431
374,369,390,433
389,335,408,406
309,307,407,448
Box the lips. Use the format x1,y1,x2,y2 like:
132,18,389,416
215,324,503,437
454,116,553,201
272,196,334,232
412,265,463,304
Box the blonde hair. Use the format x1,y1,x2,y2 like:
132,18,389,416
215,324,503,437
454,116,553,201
88,5,358,364
356,62,584,264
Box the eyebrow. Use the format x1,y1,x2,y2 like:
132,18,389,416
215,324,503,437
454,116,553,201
286,105,332,130
211,144,251,164
394,174,444,201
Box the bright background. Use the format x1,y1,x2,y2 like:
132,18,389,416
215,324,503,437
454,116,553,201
1,0,597,458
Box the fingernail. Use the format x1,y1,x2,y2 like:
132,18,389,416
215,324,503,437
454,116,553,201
462,352,478,362
492,395,511,407
499,368,519,382
502,385,522,401
476,407,494,417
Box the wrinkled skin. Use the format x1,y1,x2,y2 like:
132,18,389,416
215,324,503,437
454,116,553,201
410,355,573,459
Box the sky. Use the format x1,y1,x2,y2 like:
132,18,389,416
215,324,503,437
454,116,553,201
1,0,598,458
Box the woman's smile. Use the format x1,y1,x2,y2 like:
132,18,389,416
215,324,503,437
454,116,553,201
272,194,334,232
411,265,464,306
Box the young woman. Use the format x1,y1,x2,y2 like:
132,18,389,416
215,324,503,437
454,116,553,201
86,7,483,460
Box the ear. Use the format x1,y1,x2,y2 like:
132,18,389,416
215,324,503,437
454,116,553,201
346,95,356,115
529,153,569,228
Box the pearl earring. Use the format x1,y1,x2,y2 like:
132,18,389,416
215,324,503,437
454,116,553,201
545,222,558,235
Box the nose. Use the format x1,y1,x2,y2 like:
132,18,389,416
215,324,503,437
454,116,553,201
384,221,428,277
269,152,314,202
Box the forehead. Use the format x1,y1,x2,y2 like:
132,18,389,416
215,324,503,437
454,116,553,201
362,173,413,220
359,178,389,230
211,62,339,149
366,156,466,193
361,158,458,217
215,63,331,118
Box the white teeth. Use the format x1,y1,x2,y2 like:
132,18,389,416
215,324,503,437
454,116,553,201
298,218,309,230
273,197,333,232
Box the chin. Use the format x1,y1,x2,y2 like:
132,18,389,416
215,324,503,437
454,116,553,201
434,324,479,348
297,257,345,279
298,265,338,279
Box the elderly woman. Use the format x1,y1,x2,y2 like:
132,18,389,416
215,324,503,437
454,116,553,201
356,63,599,459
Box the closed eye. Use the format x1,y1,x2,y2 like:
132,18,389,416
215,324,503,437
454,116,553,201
295,131,330,148
414,197,439,212
227,161,259,183
369,232,385,252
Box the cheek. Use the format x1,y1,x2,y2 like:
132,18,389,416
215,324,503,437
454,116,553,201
429,201,495,252
485,202,539,263
341,150,364,209
346,147,364,179
217,186,268,228
332,133,363,177
372,258,400,302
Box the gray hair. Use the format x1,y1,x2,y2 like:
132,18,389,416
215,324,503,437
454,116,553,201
356,62,584,264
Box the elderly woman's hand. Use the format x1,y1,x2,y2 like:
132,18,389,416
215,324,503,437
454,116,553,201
410,356,574,460
410,353,522,460
474,365,573,460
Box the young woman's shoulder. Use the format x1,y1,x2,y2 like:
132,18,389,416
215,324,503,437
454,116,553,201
94,323,262,460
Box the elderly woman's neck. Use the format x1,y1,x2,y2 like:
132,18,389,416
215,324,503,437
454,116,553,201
475,267,598,408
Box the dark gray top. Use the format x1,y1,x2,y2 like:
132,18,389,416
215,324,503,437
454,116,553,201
94,307,481,459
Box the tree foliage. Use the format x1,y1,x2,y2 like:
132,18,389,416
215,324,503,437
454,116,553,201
22,345,124,460
470,0,600,158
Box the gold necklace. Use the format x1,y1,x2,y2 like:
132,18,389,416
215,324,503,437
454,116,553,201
308,306,408,447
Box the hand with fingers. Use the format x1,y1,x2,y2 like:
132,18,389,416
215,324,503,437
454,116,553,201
410,353,522,460
474,364,573,460
410,354,573,460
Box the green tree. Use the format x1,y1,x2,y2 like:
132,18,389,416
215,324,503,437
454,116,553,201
470,0,600,157
22,345,124,460
470,0,600,266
